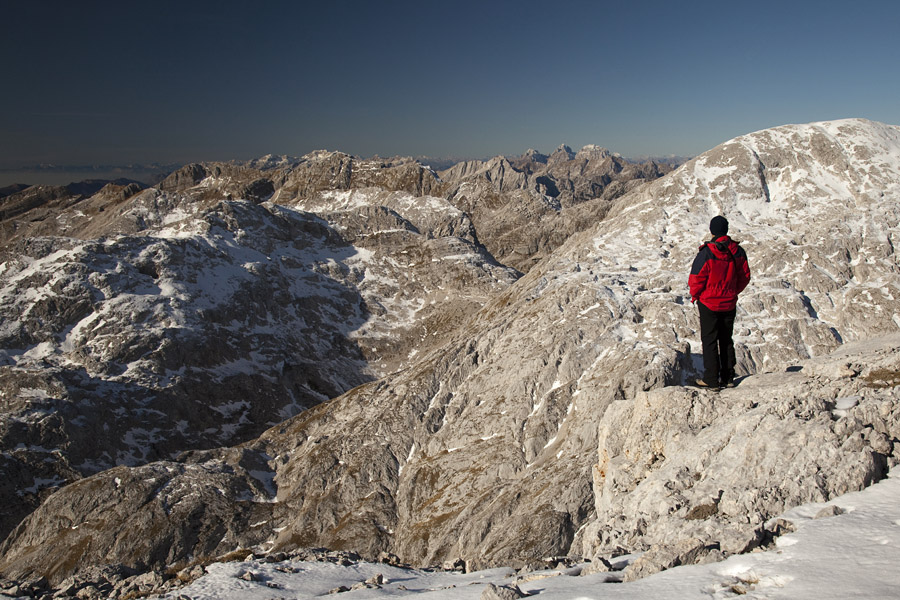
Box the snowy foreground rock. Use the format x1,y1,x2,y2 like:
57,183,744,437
1,119,900,594
151,470,900,600
584,334,900,573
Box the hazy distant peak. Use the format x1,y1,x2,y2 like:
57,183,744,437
547,145,575,164
244,154,303,170
575,145,612,160
521,148,549,163
301,149,351,162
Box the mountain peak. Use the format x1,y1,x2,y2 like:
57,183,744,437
521,148,548,163
575,145,612,160
244,154,302,170
548,144,575,163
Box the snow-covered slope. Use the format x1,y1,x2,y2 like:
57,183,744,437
151,470,900,600
0,167,517,539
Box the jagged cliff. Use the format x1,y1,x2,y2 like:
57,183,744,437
439,145,671,271
1,119,900,589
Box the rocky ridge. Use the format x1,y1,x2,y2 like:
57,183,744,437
1,118,899,589
0,144,665,545
0,179,146,244
0,155,519,541
0,331,896,597
439,145,671,271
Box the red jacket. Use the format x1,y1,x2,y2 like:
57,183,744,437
689,235,751,311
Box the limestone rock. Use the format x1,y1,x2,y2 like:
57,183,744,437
622,538,722,582
272,152,442,201
581,335,900,564
814,505,845,519
480,582,527,600
578,556,612,576
0,448,278,584
439,145,672,271
548,145,576,164
0,183,30,198
0,180,145,246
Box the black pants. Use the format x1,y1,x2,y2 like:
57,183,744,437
698,301,736,384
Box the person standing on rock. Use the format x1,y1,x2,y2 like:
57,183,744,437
689,216,751,388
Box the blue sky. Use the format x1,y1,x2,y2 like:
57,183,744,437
2,0,899,171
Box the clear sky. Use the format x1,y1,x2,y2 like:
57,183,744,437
2,0,899,172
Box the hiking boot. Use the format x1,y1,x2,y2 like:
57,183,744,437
721,372,736,388
694,378,720,389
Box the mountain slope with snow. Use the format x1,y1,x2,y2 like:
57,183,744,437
0,142,670,542
437,147,672,271
0,163,518,540
142,469,900,600
2,119,900,590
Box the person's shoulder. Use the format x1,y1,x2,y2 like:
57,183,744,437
691,243,714,270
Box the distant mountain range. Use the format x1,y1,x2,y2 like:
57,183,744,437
0,163,179,190
1,151,688,191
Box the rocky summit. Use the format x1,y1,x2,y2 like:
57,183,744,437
1,119,900,593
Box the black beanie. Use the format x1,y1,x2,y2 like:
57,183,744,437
710,215,728,237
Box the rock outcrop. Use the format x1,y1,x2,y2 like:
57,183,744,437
271,152,442,201
0,180,147,246
583,335,900,572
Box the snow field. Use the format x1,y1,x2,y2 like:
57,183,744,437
158,471,900,599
